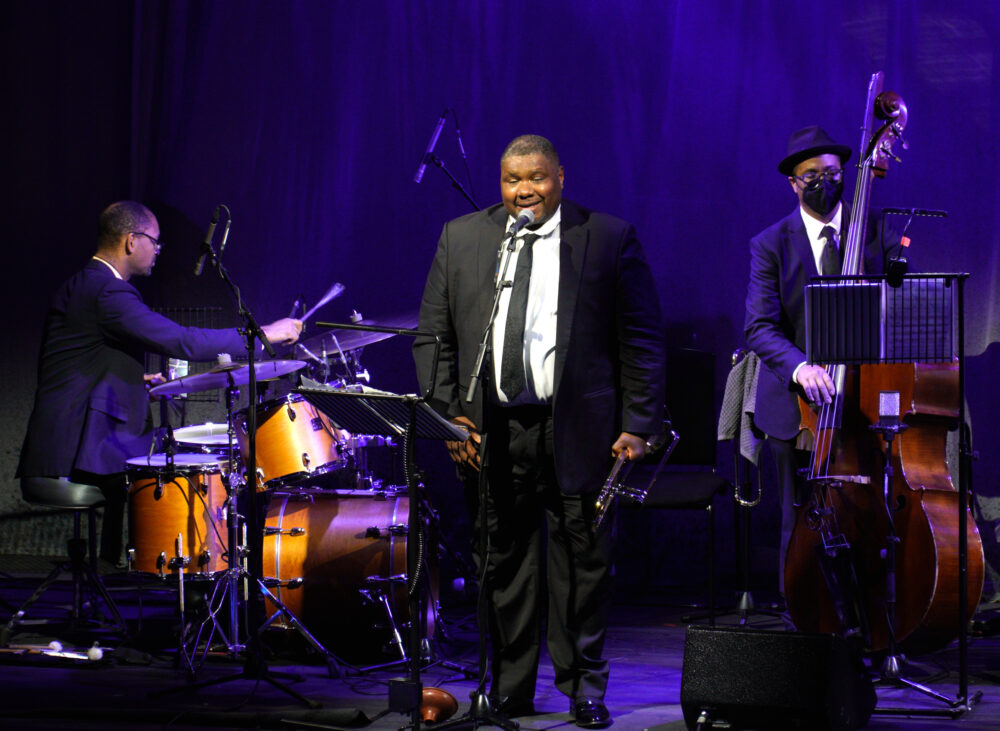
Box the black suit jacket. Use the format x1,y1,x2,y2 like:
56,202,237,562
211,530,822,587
414,200,665,495
18,259,250,477
744,206,901,440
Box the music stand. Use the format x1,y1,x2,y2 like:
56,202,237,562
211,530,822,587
804,272,978,718
299,323,465,730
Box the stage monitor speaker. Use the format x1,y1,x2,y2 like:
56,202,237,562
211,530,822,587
680,624,875,730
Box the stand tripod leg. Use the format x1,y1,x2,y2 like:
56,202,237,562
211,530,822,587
258,580,345,678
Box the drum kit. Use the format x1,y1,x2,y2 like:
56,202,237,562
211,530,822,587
129,317,440,670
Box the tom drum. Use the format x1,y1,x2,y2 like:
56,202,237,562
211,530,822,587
125,453,230,576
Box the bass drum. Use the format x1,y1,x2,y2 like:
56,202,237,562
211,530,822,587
262,489,438,664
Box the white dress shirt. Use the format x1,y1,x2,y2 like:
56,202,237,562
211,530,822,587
799,203,843,275
492,206,561,404
792,202,843,383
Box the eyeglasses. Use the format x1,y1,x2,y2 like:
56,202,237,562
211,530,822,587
793,169,844,185
130,231,162,251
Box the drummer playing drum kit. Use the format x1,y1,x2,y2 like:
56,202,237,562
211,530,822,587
130,316,438,670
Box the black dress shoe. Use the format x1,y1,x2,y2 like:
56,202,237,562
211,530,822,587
492,696,535,717
572,699,612,728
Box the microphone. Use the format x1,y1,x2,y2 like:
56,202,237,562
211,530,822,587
507,209,536,237
413,109,449,184
193,207,220,276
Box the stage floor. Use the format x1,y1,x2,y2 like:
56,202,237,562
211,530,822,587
0,555,998,730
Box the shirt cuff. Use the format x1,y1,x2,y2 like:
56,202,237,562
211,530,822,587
791,360,807,386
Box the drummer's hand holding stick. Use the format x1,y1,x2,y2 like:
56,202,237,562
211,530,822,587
144,372,167,400
261,318,303,346
447,415,481,472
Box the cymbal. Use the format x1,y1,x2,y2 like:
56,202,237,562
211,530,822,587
298,315,418,356
149,359,307,397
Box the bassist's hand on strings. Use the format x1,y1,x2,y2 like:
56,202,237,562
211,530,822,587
796,363,836,404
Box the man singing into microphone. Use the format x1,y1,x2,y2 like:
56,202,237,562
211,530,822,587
17,201,302,565
414,135,664,728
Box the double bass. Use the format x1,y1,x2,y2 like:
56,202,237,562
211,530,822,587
782,74,984,655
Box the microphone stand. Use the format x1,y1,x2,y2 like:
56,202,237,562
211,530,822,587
426,154,480,212
166,215,319,707
433,232,520,731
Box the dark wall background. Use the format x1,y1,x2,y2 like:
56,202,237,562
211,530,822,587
3,0,999,596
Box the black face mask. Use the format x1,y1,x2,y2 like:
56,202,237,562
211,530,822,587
802,177,843,217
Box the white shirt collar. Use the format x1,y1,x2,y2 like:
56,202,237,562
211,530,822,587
92,255,124,280
506,205,561,238
799,202,842,243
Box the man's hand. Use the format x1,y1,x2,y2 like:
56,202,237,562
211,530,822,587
145,372,166,400
795,363,836,404
446,415,482,471
262,318,303,346
612,432,647,461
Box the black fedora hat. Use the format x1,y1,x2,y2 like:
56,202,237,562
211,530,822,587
778,125,852,176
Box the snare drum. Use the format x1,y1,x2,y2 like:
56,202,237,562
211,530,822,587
238,395,349,486
172,422,232,454
125,453,229,576
262,489,437,663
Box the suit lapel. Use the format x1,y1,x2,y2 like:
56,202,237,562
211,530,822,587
477,207,508,331
555,202,588,396
786,208,817,276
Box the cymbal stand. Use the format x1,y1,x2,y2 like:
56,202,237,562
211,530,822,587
175,381,346,680
869,395,966,715
177,379,245,668
157,205,320,707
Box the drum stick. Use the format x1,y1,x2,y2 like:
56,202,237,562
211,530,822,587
300,282,345,323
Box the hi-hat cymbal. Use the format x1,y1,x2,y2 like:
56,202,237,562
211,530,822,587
298,315,418,356
149,359,306,397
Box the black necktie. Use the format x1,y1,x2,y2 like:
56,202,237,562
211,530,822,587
819,225,840,275
500,233,540,400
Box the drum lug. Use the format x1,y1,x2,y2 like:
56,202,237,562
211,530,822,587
126,548,135,572
264,526,305,537
198,550,211,570
154,476,163,501
157,552,167,577
302,452,311,470
286,401,297,421
286,577,304,589
388,524,408,536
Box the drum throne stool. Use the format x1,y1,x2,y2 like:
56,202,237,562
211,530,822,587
1,477,128,644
